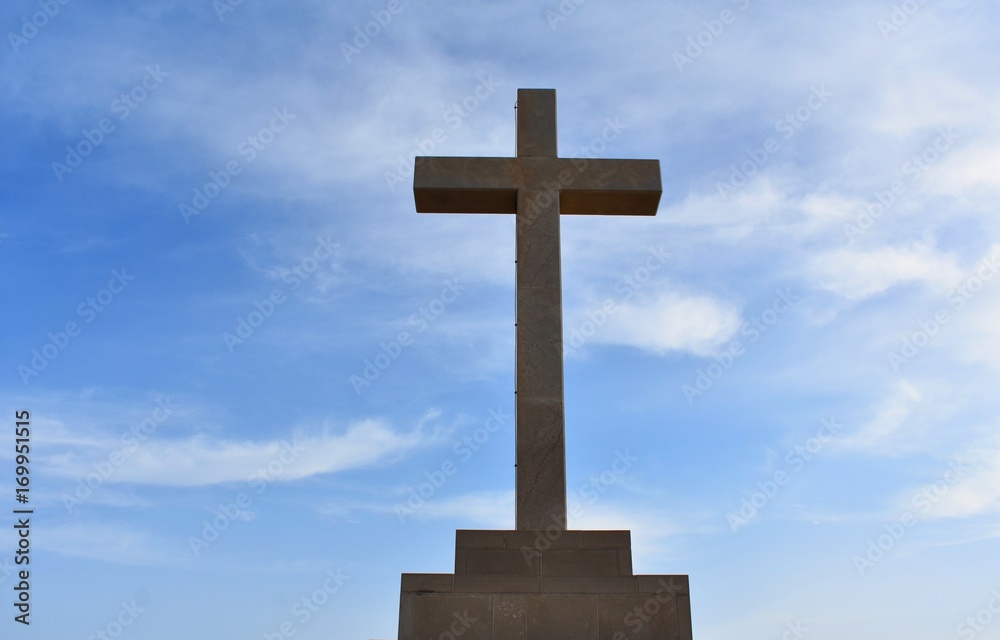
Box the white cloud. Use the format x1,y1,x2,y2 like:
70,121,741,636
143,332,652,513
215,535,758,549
929,140,1000,195
664,177,789,241
900,440,1000,519
808,244,963,300
798,192,864,227
866,65,986,139
579,291,741,356
950,275,1000,367
835,381,923,454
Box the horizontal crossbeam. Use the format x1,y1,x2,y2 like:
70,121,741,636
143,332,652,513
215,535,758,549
414,156,662,215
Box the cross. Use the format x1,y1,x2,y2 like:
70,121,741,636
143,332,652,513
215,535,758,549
413,89,661,530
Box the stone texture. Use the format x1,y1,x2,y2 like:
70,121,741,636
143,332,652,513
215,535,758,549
399,592,415,640
541,549,619,576
516,89,557,157
527,595,599,639
401,573,454,593
458,530,508,548
468,548,537,576
514,291,563,396
515,185,567,533
515,189,561,291
582,530,631,549
453,575,541,594
542,576,638,594
454,529,633,578
619,550,633,576
636,575,689,596
412,157,660,215
494,595,527,640
598,594,680,640
502,529,583,550
678,595,693,640
411,595,492,640
515,395,566,532
561,159,662,215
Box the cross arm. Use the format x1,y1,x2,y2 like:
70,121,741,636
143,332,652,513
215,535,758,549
413,155,663,216
558,158,662,216
414,157,519,214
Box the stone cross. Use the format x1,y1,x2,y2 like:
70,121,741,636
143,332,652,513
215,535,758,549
413,89,661,530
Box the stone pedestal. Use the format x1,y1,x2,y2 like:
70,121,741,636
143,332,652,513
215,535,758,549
398,530,692,640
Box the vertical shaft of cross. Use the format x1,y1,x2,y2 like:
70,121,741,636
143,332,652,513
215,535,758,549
515,90,567,530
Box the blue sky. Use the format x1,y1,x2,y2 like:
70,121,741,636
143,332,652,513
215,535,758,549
2,0,999,638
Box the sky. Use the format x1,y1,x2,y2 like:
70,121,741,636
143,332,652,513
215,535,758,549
2,0,999,638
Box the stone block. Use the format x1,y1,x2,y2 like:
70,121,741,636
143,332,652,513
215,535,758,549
412,595,493,640
456,546,469,574
505,529,583,550
636,575,688,596
468,548,537,576
453,575,541,594
542,576,637,594
527,595,599,639
582,530,630,549
597,594,679,640
399,592,415,640
619,550,633,576
677,595,693,640
542,549,620,576
401,573,454,593
457,530,507,548
494,595,527,640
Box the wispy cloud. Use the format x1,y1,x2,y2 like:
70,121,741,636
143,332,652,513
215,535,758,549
835,381,923,454
38,521,180,566
378,490,515,528
916,439,1000,519
40,415,433,487
928,139,1000,195
584,291,741,356
808,244,963,300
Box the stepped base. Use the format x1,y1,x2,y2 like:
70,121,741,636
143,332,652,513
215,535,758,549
398,530,692,640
